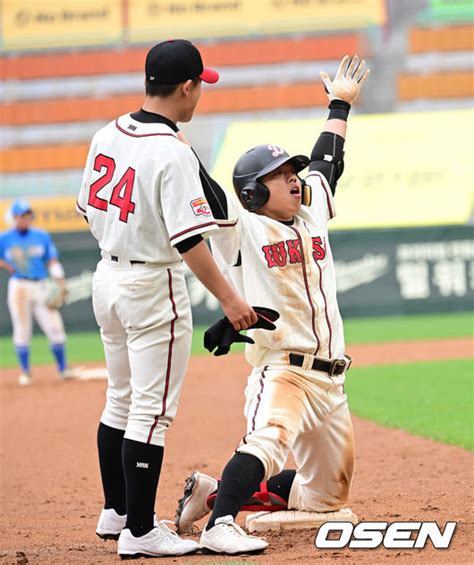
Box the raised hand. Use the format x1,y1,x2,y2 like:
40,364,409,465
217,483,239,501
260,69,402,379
320,55,370,105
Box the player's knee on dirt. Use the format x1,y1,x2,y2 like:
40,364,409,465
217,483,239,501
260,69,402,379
237,422,295,480
288,466,353,512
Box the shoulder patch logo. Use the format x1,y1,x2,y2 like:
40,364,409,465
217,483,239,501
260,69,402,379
190,197,211,217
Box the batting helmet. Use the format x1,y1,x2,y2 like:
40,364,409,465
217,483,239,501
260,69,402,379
232,144,310,212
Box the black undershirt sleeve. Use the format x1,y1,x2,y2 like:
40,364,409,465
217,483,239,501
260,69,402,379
192,150,229,220
175,234,203,254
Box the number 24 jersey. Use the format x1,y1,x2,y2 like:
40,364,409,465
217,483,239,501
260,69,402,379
77,114,219,265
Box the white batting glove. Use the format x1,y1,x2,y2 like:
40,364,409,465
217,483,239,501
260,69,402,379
320,55,370,105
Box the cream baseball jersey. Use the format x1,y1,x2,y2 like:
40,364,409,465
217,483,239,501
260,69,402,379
77,114,218,263
212,170,345,367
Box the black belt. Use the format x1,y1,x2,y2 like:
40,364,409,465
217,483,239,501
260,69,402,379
111,255,145,265
289,353,352,376
17,277,42,281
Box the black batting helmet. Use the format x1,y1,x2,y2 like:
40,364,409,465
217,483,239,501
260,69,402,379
232,144,310,211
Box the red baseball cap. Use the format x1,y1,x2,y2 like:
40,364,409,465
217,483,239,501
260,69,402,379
145,39,219,85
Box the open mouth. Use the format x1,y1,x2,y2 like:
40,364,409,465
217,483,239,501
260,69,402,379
290,187,300,195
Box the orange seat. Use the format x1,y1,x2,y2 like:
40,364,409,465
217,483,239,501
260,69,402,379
409,24,474,53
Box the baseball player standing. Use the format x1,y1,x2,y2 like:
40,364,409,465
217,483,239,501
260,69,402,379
174,55,370,554
0,200,71,385
77,39,256,558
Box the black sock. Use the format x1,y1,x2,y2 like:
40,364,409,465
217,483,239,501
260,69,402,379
207,453,264,529
266,469,296,503
122,438,164,537
97,422,126,515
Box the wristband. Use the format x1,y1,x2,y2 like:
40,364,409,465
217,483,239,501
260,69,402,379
49,261,65,279
328,99,351,121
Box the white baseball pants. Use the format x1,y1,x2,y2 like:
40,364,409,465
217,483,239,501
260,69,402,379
237,362,355,512
92,259,192,447
7,278,66,346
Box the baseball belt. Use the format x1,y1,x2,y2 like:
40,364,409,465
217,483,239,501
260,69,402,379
289,353,352,376
110,255,145,265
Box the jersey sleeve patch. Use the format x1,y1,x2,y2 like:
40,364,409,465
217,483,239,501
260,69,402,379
190,197,211,217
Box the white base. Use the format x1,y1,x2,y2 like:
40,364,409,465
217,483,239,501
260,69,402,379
65,366,109,380
245,508,358,532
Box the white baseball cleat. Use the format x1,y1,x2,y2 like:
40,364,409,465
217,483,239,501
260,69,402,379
18,372,32,386
175,471,218,533
200,515,268,555
118,522,200,558
96,509,164,541
96,508,127,540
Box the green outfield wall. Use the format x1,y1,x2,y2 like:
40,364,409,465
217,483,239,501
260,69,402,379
0,225,472,336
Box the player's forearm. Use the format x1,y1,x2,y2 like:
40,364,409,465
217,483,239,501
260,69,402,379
181,240,236,303
309,109,347,193
55,278,66,292
324,99,350,139
180,240,257,330
0,259,14,274
324,116,347,138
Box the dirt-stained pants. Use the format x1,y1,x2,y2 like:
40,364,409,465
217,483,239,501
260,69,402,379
237,363,354,511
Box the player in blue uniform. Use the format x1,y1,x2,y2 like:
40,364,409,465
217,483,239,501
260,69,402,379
0,200,72,385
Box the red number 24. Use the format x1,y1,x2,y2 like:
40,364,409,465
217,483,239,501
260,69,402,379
88,154,136,223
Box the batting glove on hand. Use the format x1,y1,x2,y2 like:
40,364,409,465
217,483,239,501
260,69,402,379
320,55,370,105
204,306,280,356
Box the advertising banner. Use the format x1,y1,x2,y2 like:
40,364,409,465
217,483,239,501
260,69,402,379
128,0,385,43
212,109,474,230
0,196,86,234
331,225,474,318
1,0,122,51
0,226,472,336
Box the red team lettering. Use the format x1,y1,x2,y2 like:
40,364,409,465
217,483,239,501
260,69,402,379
262,241,287,267
286,239,302,264
312,236,326,261
262,237,326,268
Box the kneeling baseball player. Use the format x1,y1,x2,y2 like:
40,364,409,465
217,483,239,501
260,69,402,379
175,55,369,554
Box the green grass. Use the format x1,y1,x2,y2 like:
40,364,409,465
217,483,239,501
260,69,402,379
343,311,473,344
0,326,226,368
346,358,474,450
0,311,472,370
0,331,104,370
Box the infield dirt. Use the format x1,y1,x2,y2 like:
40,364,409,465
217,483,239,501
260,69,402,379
1,337,472,564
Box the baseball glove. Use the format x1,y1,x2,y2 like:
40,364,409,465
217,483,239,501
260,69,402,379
45,279,67,309
204,306,280,356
